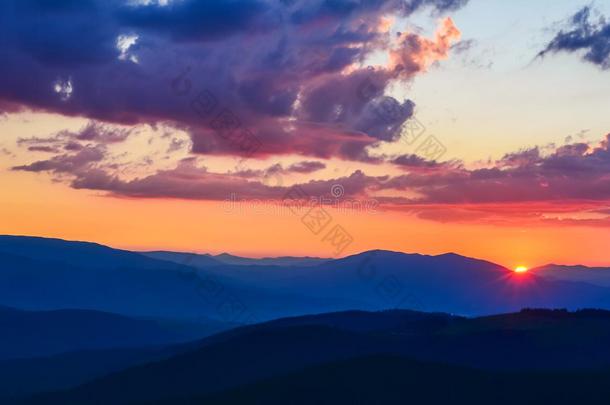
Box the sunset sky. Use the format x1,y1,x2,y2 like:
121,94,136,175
1,0,610,268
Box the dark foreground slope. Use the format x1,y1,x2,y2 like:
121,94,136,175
0,305,230,401
28,309,610,404
0,346,183,401
188,355,610,405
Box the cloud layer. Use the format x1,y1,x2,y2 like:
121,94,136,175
13,125,610,226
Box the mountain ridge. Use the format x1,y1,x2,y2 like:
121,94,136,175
4,235,610,319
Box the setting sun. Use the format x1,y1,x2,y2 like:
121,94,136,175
514,266,529,273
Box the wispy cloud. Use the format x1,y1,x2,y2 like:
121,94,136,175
538,6,610,69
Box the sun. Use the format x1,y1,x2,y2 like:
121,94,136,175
514,266,528,273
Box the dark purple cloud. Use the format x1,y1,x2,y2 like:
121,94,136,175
384,134,610,205
72,121,132,143
117,0,266,42
0,0,467,161
287,160,326,173
539,7,610,69
16,121,133,154
12,145,106,174
27,145,60,153
391,153,456,170
233,160,326,178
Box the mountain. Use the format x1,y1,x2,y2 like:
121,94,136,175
5,236,610,320
189,249,610,316
0,235,173,271
0,306,230,360
0,235,352,321
0,236,219,319
533,264,610,287
137,248,610,317
28,309,610,404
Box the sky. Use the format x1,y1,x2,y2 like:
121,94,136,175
1,0,610,268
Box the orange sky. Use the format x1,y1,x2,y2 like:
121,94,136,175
2,168,610,268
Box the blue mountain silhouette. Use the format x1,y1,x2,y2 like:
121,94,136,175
4,235,610,320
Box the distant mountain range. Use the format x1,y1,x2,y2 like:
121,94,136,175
532,264,610,287
143,251,328,267
3,235,610,321
0,235,346,321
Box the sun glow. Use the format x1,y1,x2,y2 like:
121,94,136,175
514,266,528,273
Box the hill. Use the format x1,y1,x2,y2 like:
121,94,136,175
0,306,229,360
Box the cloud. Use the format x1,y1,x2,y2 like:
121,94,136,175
233,160,326,179
16,121,134,154
538,6,610,69
389,17,461,75
117,0,265,42
391,153,456,170
166,137,187,153
26,145,61,153
287,160,326,174
12,145,106,174
369,134,610,225
70,161,382,202
0,0,467,161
